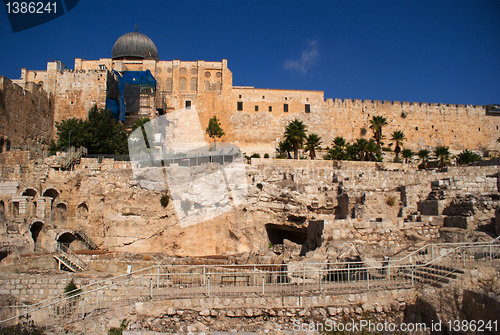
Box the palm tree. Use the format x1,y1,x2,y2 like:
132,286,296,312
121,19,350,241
304,133,322,160
366,140,379,161
434,146,450,168
333,136,346,148
401,148,413,163
417,149,430,169
277,140,293,159
369,115,388,153
354,138,369,161
390,130,406,162
284,119,307,159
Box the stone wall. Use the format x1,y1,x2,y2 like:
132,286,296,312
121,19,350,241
0,77,53,154
8,58,500,156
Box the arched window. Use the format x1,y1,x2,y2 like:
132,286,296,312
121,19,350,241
166,77,172,91
205,81,210,91
190,78,197,92
179,78,187,91
215,81,222,91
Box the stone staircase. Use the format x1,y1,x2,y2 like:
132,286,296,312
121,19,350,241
74,230,98,250
398,262,465,288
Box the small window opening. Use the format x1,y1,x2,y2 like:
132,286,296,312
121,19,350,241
305,104,311,113
185,100,191,109
284,104,289,112
269,106,272,112
255,105,259,112
237,101,243,111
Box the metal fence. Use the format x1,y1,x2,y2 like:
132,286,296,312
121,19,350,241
1,238,499,328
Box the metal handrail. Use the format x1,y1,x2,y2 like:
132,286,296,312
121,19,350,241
56,244,87,270
1,239,498,326
393,235,500,265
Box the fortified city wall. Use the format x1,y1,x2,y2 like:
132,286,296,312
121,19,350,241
9,59,500,154
0,77,53,154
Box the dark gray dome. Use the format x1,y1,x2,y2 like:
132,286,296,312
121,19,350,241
112,32,159,61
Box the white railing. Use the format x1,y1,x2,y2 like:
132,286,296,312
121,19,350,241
1,239,499,328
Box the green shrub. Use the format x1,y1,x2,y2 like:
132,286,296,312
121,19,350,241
108,319,129,335
264,153,270,158
250,153,260,158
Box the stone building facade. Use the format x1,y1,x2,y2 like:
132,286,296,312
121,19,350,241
5,31,500,155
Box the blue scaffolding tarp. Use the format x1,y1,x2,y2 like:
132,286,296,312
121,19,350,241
106,70,157,122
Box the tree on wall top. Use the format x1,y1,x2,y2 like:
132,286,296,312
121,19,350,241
391,130,406,162
52,106,128,155
434,146,450,168
304,133,322,160
369,115,388,153
284,119,307,159
206,116,225,150
417,149,430,169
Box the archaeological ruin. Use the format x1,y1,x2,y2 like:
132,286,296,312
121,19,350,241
0,31,499,334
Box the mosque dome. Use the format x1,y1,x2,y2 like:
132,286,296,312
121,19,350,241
112,32,159,61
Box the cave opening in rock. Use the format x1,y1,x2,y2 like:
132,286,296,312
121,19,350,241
265,223,308,246
30,221,43,244
0,250,9,262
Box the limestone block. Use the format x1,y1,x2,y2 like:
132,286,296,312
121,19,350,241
417,200,445,215
444,216,474,230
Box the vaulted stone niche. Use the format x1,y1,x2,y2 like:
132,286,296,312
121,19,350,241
76,203,89,219
55,203,67,221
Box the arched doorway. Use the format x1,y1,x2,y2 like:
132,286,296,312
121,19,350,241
57,232,77,251
22,188,38,218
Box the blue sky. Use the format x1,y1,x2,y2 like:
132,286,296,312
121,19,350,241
0,0,499,106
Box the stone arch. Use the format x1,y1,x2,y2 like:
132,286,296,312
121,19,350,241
76,202,89,219
54,203,68,221
42,188,59,201
30,221,44,244
0,137,4,154
22,188,38,198
57,231,77,250
5,139,10,151
21,188,38,217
